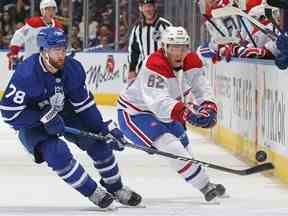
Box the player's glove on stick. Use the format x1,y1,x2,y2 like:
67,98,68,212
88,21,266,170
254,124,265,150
101,120,126,151
185,101,217,129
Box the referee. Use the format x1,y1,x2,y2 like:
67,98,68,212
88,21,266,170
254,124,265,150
128,0,172,80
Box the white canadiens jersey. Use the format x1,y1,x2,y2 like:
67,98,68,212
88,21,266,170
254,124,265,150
10,16,63,59
247,21,279,56
118,50,215,123
206,16,241,50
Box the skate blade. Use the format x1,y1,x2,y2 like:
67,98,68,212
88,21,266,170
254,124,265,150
203,198,221,205
94,203,118,212
116,203,146,208
218,193,230,199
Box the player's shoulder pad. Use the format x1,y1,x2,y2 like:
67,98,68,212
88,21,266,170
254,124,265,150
25,16,46,27
63,57,86,84
183,52,203,72
145,50,175,78
12,55,41,95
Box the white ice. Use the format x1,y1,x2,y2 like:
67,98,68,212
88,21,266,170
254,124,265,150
0,106,287,216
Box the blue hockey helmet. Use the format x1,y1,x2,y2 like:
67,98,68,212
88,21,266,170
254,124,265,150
37,27,67,51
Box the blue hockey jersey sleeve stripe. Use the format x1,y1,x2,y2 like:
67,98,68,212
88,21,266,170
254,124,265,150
74,100,95,113
2,110,23,122
0,105,27,111
70,94,90,107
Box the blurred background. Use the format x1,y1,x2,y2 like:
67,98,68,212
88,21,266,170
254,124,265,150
1,0,287,51
0,0,207,51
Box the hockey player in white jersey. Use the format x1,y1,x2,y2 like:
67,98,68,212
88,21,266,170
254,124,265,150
7,0,63,70
117,26,226,202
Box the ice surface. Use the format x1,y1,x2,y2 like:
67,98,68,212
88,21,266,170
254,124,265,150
0,106,287,216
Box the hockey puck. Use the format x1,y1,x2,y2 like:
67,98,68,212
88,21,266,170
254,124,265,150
255,151,267,162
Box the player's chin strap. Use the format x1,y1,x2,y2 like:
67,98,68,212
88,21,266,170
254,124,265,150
40,52,58,73
64,126,274,176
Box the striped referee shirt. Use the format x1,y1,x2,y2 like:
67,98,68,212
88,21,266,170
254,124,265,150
128,16,172,71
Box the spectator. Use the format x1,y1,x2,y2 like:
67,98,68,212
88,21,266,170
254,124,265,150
118,24,129,51
93,35,114,52
0,0,165,50
0,32,5,49
72,0,82,23
15,0,30,23
98,24,113,43
70,24,82,51
0,1,16,9
84,35,114,52
3,7,16,37
78,15,99,42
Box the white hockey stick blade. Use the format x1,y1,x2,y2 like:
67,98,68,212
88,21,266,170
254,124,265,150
214,36,241,44
212,6,239,18
212,7,277,40
212,7,266,29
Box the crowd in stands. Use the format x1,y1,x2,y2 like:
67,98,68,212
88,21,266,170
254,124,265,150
0,0,142,51
0,0,284,60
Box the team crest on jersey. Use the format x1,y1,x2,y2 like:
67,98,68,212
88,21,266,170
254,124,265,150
152,30,161,41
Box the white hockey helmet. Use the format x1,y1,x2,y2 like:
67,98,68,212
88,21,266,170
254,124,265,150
161,26,190,52
40,0,57,13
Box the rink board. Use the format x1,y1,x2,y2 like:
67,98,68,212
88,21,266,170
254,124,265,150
0,52,287,184
206,58,288,184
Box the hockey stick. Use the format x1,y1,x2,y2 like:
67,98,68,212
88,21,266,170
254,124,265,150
64,127,274,176
212,6,277,40
203,14,227,37
238,16,258,47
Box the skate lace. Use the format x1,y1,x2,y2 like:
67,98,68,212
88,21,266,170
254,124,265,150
89,187,109,205
114,186,132,204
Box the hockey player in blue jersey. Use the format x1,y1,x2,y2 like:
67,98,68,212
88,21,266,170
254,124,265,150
0,27,142,209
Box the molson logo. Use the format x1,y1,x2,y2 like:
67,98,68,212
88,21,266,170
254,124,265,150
86,54,128,90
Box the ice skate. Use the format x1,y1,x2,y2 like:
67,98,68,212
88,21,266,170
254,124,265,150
89,187,115,209
200,182,226,202
113,186,142,207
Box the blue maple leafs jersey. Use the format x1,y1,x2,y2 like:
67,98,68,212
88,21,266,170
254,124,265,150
0,53,104,132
